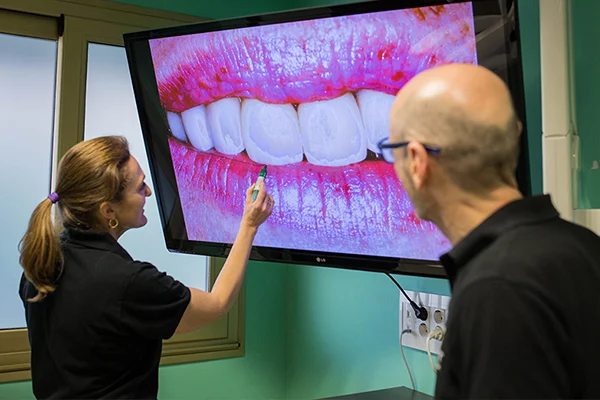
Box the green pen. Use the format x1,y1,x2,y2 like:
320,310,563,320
251,165,267,202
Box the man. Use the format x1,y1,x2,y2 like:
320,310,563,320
384,63,600,399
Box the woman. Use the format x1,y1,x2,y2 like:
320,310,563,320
18,135,273,399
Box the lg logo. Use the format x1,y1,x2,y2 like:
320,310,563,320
316,257,327,263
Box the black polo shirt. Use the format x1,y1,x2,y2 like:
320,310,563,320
19,228,191,399
435,195,600,399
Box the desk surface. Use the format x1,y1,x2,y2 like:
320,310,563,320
321,386,434,400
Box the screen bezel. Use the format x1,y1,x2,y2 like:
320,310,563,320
123,0,529,279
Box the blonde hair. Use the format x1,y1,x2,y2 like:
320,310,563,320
19,136,131,302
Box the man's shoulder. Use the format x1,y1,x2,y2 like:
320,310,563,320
478,216,599,267
455,216,600,302
499,214,597,251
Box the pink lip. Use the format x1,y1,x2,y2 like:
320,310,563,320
169,138,450,258
150,5,476,112
151,4,476,260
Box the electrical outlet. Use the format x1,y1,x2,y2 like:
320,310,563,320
400,292,420,351
399,291,431,352
426,294,450,355
400,291,450,355
400,292,417,332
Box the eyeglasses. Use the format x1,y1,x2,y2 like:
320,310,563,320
377,138,441,163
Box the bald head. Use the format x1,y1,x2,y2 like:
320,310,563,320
390,63,521,193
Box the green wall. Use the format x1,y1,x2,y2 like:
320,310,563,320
285,267,450,398
157,262,287,399
113,0,295,19
572,0,600,209
0,0,543,399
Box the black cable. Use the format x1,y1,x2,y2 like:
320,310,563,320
385,272,428,321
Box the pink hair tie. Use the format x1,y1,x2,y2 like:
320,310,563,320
48,192,59,204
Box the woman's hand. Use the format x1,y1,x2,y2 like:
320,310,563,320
241,180,274,230
176,180,274,335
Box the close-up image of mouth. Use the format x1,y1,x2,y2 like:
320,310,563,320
148,4,477,260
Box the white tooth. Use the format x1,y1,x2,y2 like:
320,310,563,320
167,112,187,142
241,99,303,165
356,90,395,153
298,93,366,166
206,98,244,155
181,105,213,151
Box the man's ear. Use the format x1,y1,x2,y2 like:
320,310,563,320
517,120,523,135
99,201,116,221
406,141,430,190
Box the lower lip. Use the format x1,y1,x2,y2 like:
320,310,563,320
168,138,450,260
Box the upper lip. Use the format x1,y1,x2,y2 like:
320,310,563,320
149,4,475,113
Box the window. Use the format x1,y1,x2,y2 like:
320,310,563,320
0,1,244,384
0,32,57,330
84,42,209,291
0,10,60,384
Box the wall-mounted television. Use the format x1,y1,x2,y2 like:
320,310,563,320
123,0,530,278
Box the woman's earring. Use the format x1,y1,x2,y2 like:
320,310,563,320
108,219,119,229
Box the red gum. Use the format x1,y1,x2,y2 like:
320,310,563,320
169,138,451,259
150,4,476,112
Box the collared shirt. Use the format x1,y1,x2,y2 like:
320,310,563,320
435,195,600,399
19,228,191,400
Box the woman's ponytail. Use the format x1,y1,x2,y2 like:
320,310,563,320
18,135,131,302
19,196,63,302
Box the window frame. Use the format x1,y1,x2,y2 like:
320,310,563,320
0,1,245,384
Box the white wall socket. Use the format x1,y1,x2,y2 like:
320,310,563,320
399,291,451,355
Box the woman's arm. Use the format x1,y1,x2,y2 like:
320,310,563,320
175,181,273,334
175,224,256,334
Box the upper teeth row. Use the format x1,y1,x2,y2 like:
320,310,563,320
167,89,395,166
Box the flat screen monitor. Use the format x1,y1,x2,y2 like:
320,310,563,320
123,0,530,278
